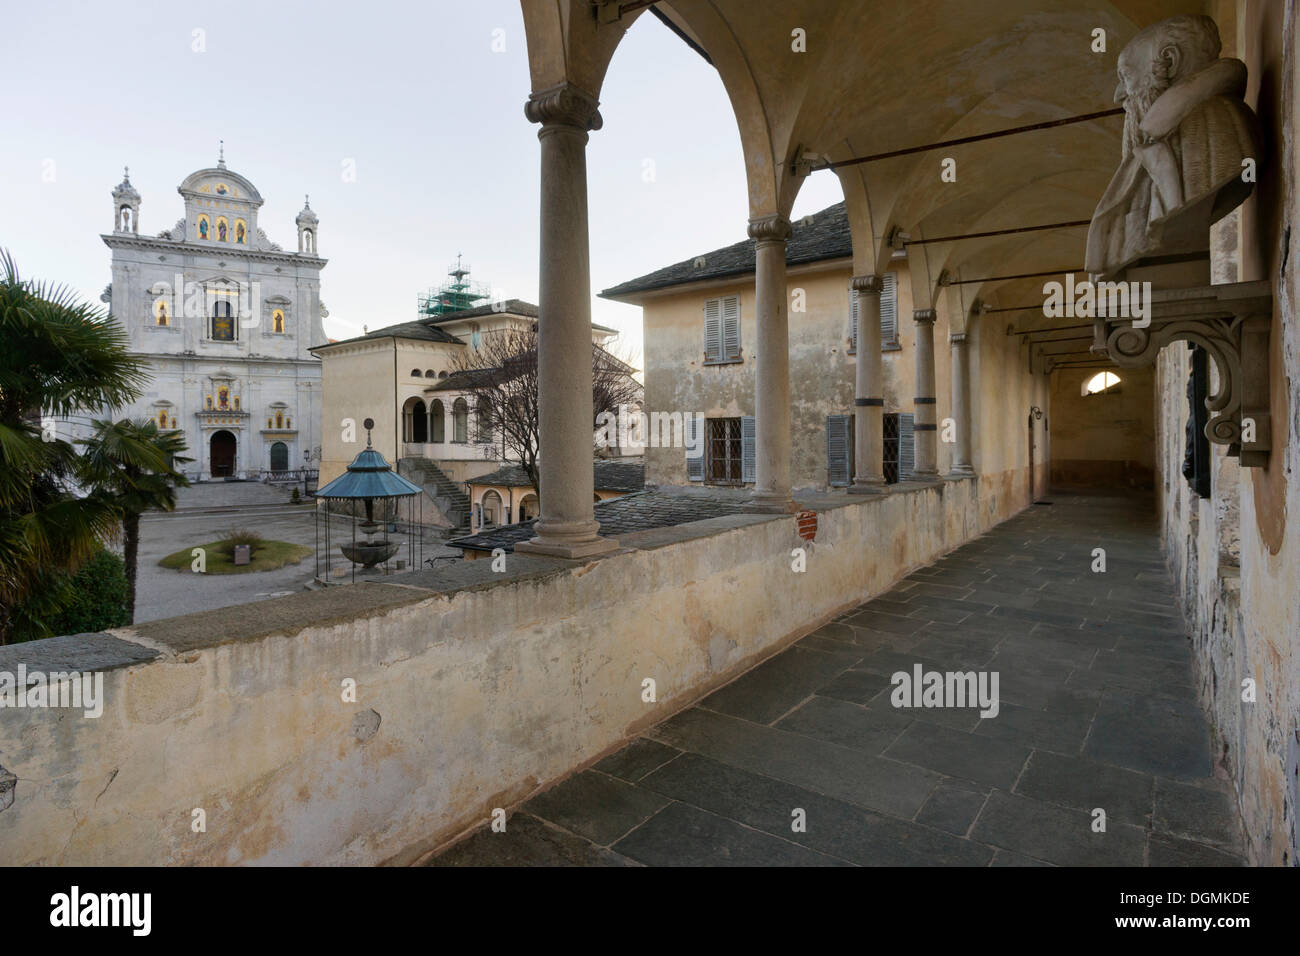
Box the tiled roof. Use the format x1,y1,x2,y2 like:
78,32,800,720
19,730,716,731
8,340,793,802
468,458,645,493
311,320,464,349
315,299,617,349
426,368,502,392
450,488,755,553
600,202,853,299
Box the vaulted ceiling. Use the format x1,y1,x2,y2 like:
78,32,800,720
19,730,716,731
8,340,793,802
522,0,1211,343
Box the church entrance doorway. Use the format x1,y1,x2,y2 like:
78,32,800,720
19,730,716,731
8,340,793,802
210,430,237,477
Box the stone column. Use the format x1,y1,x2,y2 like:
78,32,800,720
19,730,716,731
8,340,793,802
749,214,796,512
850,274,887,493
912,309,939,477
947,331,974,477
514,84,617,559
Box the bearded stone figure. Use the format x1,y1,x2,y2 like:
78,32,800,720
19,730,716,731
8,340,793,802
1085,15,1261,277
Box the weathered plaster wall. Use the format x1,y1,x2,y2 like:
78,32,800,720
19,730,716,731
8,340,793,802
1155,0,1299,866
638,258,987,490
968,319,1051,514
318,340,474,486
0,477,1018,866
1049,366,1155,489
318,341,404,486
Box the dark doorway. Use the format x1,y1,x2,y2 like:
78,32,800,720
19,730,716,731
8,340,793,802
1028,411,1036,501
270,441,289,472
210,430,236,477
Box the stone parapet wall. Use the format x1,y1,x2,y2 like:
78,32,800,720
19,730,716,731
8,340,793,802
0,474,1021,866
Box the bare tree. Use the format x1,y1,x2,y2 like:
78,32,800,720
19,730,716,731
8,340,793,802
447,326,641,507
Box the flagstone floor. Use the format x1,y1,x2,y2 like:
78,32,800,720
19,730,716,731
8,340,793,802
427,492,1246,867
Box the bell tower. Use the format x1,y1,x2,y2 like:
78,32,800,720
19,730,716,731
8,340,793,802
112,167,140,234
296,195,318,255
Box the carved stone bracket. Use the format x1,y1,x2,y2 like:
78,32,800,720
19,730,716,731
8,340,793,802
1091,280,1272,466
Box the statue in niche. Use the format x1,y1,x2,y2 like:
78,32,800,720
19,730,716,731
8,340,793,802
236,221,246,243
217,219,228,242
199,217,209,240
1085,14,1261,277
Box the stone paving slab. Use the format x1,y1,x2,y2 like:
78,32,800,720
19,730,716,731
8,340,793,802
424,493,1247,867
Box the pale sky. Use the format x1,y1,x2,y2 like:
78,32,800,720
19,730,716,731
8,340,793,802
2,0,844,365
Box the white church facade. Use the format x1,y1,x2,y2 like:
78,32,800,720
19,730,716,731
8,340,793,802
98,154,326,480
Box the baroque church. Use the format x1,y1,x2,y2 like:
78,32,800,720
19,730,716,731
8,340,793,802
98,150,326,479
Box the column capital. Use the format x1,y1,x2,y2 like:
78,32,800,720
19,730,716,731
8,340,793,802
524,83,603,131
747,214,792,243
913,308,937,324
950,331,969,344
851,274,884,294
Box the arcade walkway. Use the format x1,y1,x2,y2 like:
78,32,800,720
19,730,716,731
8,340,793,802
427,493,1245,867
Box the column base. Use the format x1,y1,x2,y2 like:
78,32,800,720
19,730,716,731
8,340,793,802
514,535,620,560
748,493,799,514
944,467,976,481
848,480,888,495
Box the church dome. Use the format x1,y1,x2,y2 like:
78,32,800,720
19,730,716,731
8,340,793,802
112,167,140,202
296,195,318,226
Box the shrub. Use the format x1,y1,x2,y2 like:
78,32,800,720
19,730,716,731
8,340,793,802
218,527,263,559
290,487,301,504
47,548,129,636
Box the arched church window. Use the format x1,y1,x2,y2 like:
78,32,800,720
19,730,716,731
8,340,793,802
1083,371,1121,396
211,299,235,341
430,399,445,443
453,398,468,443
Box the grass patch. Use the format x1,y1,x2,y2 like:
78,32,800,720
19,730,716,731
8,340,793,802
159,537,313,574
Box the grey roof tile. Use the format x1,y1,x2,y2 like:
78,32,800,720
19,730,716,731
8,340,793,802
600,202,852,299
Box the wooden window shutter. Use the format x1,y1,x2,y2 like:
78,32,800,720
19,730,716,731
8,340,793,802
741,415,756,483
881,273,898,346
704,298,722,363
722,295,741,360
826,414,851,487
686,415,705,481
899,411,915,480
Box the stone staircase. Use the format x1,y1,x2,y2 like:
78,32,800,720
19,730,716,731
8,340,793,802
398,457,473,535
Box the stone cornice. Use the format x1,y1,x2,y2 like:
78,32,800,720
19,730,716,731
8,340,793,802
524,83,603,131
133,352,322,367
851,274,884,294
913,309,937,324
747,214,792,243
102,233,327,269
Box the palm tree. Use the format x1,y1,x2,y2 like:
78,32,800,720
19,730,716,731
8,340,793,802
0,249,147,643
79,419,192,624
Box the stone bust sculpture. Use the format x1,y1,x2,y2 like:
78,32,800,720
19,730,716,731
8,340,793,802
1085,14,1261,277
